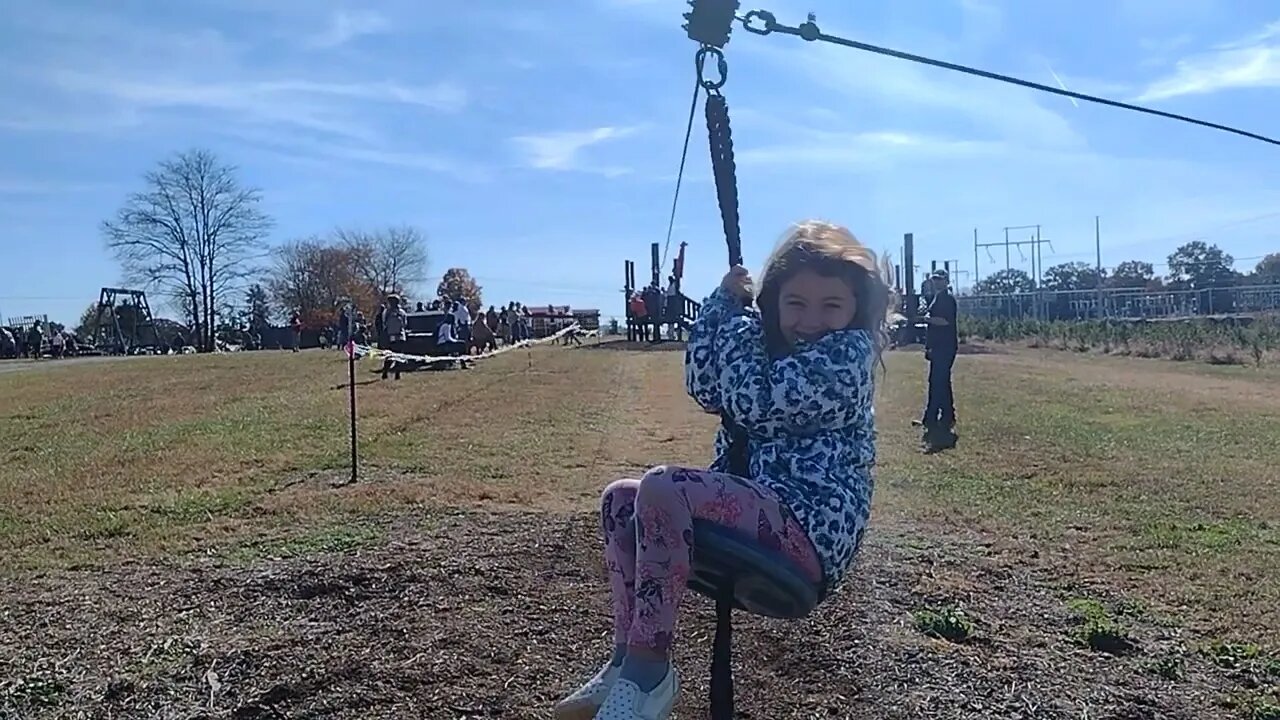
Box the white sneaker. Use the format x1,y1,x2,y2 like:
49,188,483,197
591,667,679,720
554,663,620,720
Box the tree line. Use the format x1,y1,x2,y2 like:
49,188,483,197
973,241,1280,296
89,148,484,351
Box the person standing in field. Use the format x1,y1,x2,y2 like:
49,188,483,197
380,294,409,380
628,292,649,342
26,322,42,359
470,313,498,354
374,301,388,349
920,269,958,452
288,313,302,352
452,298,473,345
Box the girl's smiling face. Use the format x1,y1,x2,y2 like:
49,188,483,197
776,268,858,346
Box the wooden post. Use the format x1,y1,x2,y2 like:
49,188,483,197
903,233,916,319
624,259,636,341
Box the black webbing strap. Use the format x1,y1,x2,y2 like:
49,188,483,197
701,47,746,720
703,67,751,481
710,585,735,720
705,92,742,269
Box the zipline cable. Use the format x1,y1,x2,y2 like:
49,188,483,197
739,10,1280,147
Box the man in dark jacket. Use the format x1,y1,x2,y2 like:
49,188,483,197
374,301,388,348
921,269,958,452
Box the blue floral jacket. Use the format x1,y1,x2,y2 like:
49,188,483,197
684,286,877,590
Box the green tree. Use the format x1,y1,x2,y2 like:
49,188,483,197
974,268,1034,295
1167,241,1241,313
1042,262,1106,292
1253,253,1280,284
1105,260,1156,290
244,283,273,331
1166,240,1238,289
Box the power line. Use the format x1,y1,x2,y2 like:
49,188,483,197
736,10,1280,147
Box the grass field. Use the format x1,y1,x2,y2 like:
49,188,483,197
2,340,1279,719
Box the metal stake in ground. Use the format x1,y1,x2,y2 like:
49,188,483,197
344,302,358,484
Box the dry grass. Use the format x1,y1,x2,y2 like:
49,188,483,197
2,341,1279,718
0,344,705,568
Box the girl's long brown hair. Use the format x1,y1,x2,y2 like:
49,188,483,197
756,220,895,364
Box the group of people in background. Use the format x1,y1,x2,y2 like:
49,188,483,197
0,321,79,360
627,274,687,343
328,294,558,380
333,296,542,354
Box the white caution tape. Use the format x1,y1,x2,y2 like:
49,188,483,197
349,323,591,364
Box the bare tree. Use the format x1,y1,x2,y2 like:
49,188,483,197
270,238,378,328
101,149,272,351
336,225,429,297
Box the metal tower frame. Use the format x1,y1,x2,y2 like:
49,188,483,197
92,287,161,354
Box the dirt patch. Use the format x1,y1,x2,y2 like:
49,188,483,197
2,509,1268,720
578,339,688,352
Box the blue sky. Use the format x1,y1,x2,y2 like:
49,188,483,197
3,0,1279,327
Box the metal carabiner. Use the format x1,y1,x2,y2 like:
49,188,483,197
695,45,728,92
741,9,776,35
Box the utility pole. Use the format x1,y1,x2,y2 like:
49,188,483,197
1095,215,1104,318
975,224,1051,318
1000,225,1046,285
929,259,966,284
977,225,1049,286
940,259,969,292
973,228,980,291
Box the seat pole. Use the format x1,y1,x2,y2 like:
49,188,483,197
709,586,735,720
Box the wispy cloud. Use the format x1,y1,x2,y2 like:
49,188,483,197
212,126,490,183
36,71,467,143
737,128,1003,168
1,3,479,187
747,40,1085,151
956,0,1004,51
50,71,467,113
510,126,642,176
1116,0,1221,30
719,106,1005,170
1137,21,1280,101
0,107,144,134
1137,33,1195,68
0,178,118,195
323,145,488,182
306,10,391,49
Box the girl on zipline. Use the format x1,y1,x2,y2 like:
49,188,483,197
556,220,890,720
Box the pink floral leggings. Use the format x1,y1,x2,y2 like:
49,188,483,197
599,465,823,654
